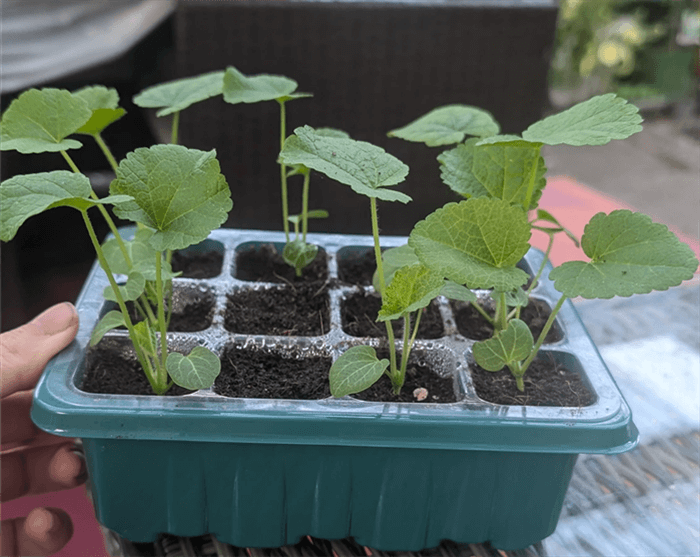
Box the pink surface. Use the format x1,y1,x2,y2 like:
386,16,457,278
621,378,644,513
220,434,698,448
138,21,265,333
2,485,109,557
534,176,700,269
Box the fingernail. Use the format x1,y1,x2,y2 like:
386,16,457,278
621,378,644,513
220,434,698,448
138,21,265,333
33,303,78,336
26,508,54,536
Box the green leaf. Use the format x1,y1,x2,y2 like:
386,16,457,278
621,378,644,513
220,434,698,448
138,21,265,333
166,347,221,390
133,320,157,357
522,94,643,146
314,128,350,139
372,244,421,292
222,66,300,104
471,140,546,210
550,210,699,298
387,105,500,146
472,319,534,372
377,264,444,321
491,287,529,309
103,272,146,302
101,229,178,281
440,280,477,303
437,139,489,199
110,145,232,251
72,86,126,135
283,240,318,275
474,134,524,146
0,171,126,241
535,209,580,247
90,310,125,346
133,71,225,116
0,88,91,153
409,199,531,291
288,209,329,224
279,126,411,203
329,346,389,397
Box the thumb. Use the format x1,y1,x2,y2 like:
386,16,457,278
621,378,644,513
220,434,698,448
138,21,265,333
1,303,79,398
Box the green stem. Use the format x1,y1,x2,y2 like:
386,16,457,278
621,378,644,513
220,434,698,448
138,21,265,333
301,169,310,242
278,99,290,242
472,299,495,326
81,210,158,391
93,133,119,173
60,150,132,269
155,253,169,382
496,291,508,332
370,197,397,377
526,231,555,298
520,293,567,373
171,111,180,145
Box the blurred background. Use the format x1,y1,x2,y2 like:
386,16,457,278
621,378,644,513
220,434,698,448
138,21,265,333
2,0,698,332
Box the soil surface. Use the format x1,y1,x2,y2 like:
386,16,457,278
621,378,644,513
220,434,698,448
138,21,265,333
225,284,330,336
452,298,563,343
81,342,193,396
215,346,331,399
171,249,223,278
341,291,444,339
124,288,215,332
471,356,595,407
235,243,328,283
337,247,377,285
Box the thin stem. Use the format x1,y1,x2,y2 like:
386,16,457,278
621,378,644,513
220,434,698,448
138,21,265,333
301,170,310,242
520,293,567,373
496,291,508,332
526,231,555,298
471,299,495,326
398,309,423,382
370,197,397,376
171,111,180,145
155,252,169,382
278,99,290,241
93,133,119,173
81,210,158,391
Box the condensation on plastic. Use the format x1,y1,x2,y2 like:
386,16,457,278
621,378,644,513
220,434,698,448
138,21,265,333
0,0,175,93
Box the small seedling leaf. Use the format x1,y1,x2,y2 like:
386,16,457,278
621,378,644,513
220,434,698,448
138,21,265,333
72,86,126,134
437,139,489,199
472,140,546,210
492,287,530,309
535,209,580,247
110,145,232,251
549,210,699,298
223,66,299,104
167,347,221,390
330,346,389,397
377,264,444,321
133,71,225,116
0,88,90,153
440,281,477,303
475,134,524,146
409,199,531,291
279,126,411,203
102,229,179,281
283,240,318,275
472,319,534,371
90,311,125,346
522,94,643,146
388,105,500,146
103,271,146,302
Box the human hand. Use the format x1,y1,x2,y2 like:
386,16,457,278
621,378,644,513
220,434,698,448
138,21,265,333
1,302,84,556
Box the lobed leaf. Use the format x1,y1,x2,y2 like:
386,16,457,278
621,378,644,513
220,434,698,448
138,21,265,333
90,310,125,346
101,229,178,281
166,347,221,390
472,319,534,372
133,71,225,116
437,139,488,199
279,126,411,202
329,346,389,398
372,244,421,292
440,281,477,303
475,134,524,146
110,145,232,251
223,66,301,104
522,93,643,146
0,171,130,241
387,105,500,146
409,199,531,291
103,271,146,302
377,264,444,321
550,210,699,298
0,88,91,153
72,86,126,135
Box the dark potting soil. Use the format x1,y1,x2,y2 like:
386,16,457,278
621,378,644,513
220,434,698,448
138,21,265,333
123,288,215,332
81,343,194,396
353,349,458,403
225,284,330,336
171,249,223,278
337,247,377,285
235,243,328,283
215,346,331,399
341,291,444,339
452,298,563,343
471,356,595,407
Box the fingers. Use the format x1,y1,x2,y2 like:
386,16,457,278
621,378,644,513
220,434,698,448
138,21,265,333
0,303,79,398
1,507,74,557
1,443,87,503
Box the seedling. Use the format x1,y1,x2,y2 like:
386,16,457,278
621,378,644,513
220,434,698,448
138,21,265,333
1,86,232,394
390,94,698,391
